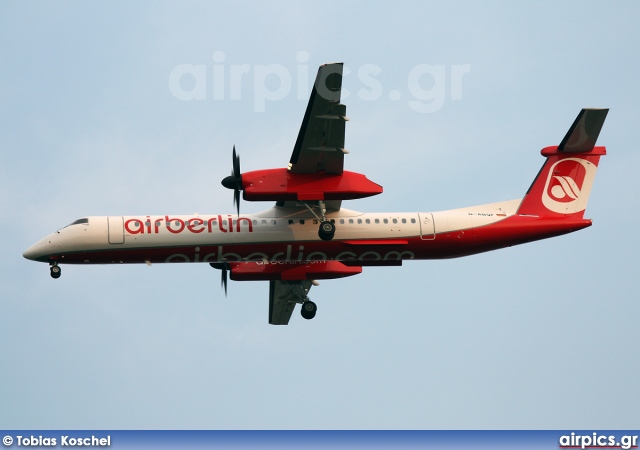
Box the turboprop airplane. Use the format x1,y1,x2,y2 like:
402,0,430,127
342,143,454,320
23,63,609,325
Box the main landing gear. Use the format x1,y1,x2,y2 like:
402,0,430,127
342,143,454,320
301,300,317,320
283,281,318,320
50,262,61,279
303,200,336,241
318,221,335,241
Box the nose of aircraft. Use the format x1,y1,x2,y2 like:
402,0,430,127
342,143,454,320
23,238,49,262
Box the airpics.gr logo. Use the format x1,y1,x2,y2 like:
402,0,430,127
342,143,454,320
542,158,596,214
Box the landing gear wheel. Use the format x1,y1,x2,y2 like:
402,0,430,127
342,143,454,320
301,301,317,320
50,265,61,279
318,221,335,241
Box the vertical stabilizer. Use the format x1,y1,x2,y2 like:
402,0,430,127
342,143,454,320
517,109,608,218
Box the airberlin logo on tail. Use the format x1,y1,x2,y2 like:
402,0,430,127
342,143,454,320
550,175,581,202
542,158,596,214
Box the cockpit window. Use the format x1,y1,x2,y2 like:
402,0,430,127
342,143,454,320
65,218,89,227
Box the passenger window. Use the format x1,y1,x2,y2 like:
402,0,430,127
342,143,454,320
300,219,305,225
402,218,406,224
349,219,354,224
392,218,397,224
288,220,294,225
365,219,370,224
383,219,388,224
375,219,380,224
261,220,267,225
357,219,362,224
411,218,416,224
271,220,277,225
340,219,345,224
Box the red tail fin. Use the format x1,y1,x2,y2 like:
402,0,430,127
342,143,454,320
517,109,608,218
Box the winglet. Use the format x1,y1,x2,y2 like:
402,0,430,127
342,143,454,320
558,108,609,153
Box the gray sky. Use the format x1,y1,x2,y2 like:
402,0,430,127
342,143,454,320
2,1,639,429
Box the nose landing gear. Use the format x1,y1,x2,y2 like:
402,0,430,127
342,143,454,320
50,263,61,279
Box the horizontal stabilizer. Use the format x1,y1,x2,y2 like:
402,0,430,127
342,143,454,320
558,108,609,153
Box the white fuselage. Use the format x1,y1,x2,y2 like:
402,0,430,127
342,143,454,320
24,200,531,265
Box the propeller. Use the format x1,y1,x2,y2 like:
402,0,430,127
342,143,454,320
221,264,228,296
221,145,242,216
209,262,230,296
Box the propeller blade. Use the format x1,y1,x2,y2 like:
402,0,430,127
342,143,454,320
232,145,240,177
221,266,228,296
221,145,243,216
234,189,240,216
210,262,230,296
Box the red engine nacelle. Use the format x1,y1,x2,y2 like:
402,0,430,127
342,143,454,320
240,168,383,202
229,261,362,281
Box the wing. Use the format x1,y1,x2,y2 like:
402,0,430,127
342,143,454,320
289,62,348,175
239,63,381,211
269,280,313,325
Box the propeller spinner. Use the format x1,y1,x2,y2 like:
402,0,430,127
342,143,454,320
221,145,242,215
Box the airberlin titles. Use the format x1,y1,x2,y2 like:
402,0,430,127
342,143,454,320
122,215,417,263
124,215,253,235
165,244,415,263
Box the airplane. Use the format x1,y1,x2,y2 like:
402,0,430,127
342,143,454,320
23,63,609,325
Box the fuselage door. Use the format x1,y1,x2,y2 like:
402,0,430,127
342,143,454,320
419,213,435,240
108,216,125,244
